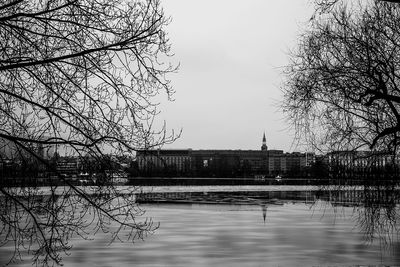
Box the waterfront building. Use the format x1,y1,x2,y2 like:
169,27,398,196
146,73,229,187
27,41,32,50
56,156,80,175
327,150,399,182
190,149,268,177
137,149,192,176
136,134,313,177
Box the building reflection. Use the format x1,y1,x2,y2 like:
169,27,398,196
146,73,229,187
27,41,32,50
261,203,267,223
136,186,400,248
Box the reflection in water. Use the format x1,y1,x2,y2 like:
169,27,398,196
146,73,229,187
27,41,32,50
0,187,156,266
257,200,283,224
64,202,399,266
1,186,399,266
315,186,400,251
355,195,400,252
261,204,267,223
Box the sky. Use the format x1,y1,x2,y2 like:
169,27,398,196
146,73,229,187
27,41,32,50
157,0,315,152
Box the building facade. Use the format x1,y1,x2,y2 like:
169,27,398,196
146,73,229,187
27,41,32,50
327,150,399,181
136,134,313,177
136,149,192,176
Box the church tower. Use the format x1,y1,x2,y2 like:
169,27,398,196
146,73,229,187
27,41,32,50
261,132,268,151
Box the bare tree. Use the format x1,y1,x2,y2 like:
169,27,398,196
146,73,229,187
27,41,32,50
0,0,177,265
285,1,400,250
283,1,400,155
313,0,400,14
355,186,400,249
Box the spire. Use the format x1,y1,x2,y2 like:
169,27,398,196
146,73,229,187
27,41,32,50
261,132,267,151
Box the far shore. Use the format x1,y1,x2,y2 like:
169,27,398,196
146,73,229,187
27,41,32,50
1,185,369,196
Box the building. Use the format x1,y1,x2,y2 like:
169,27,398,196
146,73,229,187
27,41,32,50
190,149,268,177
136,134,313,177
137,149,192,176
56,156,80,176
327,150,399,181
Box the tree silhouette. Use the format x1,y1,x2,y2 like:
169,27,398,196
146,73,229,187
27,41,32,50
284,1,400,156
0,0,177,265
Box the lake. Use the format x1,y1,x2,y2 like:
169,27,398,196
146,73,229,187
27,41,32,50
65,202,399,267
1,186,399,266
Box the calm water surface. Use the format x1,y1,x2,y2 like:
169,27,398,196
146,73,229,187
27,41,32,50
61,201,399,266
2,186,400,267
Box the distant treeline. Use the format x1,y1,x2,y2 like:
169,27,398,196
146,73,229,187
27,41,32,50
1,156,400,187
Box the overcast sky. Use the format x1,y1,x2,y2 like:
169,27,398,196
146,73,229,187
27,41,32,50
158,0,315,152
